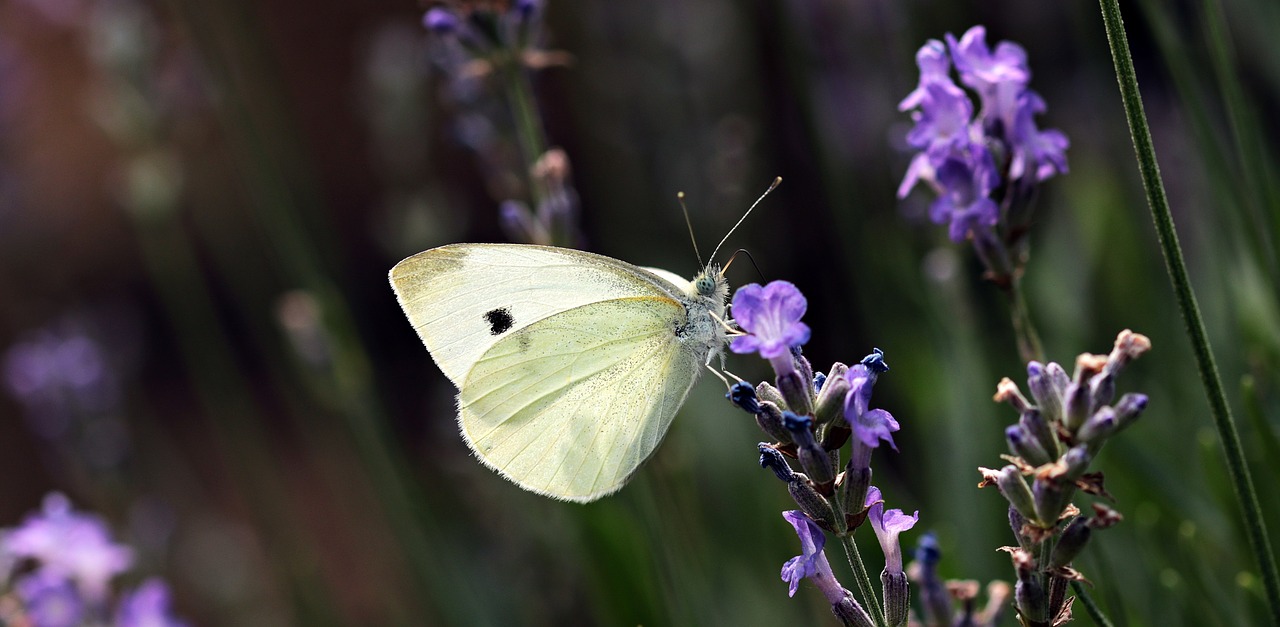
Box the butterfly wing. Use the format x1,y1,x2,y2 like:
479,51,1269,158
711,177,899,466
457,295,701,502
389,243,686,386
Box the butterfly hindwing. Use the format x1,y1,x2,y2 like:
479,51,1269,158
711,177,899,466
389,243,686,386
458,296,700,502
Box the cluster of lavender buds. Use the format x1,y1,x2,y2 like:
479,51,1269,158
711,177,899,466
978,330,1151,626
898,25,1068,288
908,532,1012,627
725,281,917,627
0,493,187,627
423,1,581,247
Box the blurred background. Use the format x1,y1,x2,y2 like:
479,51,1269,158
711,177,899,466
1,0,1277,624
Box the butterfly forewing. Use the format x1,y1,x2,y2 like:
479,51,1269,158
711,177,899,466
458,296,700,502
389,244,684,386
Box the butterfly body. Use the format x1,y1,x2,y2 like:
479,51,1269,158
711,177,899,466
389,243,728,502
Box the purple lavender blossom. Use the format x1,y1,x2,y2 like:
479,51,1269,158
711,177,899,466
422,7,459,33
116,578,190,627
1008,92,1069,182
865,486,919,573
946,25,1030,132
903,81,974,158
898,40,952,112
780,510,846,602
730,281,811,376
929,145,1000,242
843,351,898,455
15,569,84,627
3,492,134,602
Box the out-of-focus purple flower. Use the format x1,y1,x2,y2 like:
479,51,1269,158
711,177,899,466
422,7,459,34
904,81,974,157
946,25,1029,131
15,570,84,627
730,281,811,375
844,350,898,462
779,510,848,603
3,492,134,602
865,486,919,573
1008,92,1069,182
116,578,190,627
929,144,1001,242
899,40,952,111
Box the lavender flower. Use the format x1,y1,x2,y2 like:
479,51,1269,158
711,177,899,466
843,350,897,468
116,579,189,627
15,569,84,627
898,25,1068,293
730,281,811,377
780,511,844,602
864,487,918,574
3,492,134,602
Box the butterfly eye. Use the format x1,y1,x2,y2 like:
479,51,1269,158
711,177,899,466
695,276,716,297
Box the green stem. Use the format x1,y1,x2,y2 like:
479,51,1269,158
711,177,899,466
1071,581,1114,627
1006,277,1046,364
1097,0,1280,622
503,59,549,204
838,534,886,627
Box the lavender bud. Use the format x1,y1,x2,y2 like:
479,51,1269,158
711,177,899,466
1048,517,1092,569
1013,555,1047,623
836,466,872,522
994,378,1033,412
755,401,791,444
726,381,760,414
831,591,875,627
784,413,834,485
813,363,851,428
1062,380,1091,433
914,534,951,627
758,444,795,483
757,381,786,410
1090,372,1115,413
1032,478,1073,526
1061,445,1093,481
1009,506,1033,551
795,348,815,395
778,370,814,417
995,465,1038,525
1019,409,1059,461
881,570,910,627
1006,424,1052,467
1076,406,1117,445
1027,362,1064,424
789,476,835,528
1113,393,1149,430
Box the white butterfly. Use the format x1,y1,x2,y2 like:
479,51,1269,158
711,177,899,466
389,243,730,502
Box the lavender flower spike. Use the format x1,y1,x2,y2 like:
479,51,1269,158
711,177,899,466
780,511,846,603
116,579,191,627
2,492,134,602
730,281,811,377
865,486,919,573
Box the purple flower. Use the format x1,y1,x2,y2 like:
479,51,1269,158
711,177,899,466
865,486,919,573
904,81,975,158
844,351,898,464
898,40,952,111
15,570,84,627
730,281,811,375
780,511,845,602
116,579,190,627
946,25,1029,131
3,493,134,602
422,7,459,33
929,144,1000,242
1008,91,1069,182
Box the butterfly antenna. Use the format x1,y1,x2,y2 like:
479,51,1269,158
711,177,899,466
709,176,781,264
677,191,705,268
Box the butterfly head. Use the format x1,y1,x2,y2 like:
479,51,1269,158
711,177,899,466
691,264,729,308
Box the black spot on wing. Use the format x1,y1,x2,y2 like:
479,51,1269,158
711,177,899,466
484,308,514,335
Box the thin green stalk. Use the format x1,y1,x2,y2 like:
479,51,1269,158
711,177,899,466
838,534,886,627
504,60,550,203
1070,581,1114,627
1006,278,1046,364
1096,0,1280,622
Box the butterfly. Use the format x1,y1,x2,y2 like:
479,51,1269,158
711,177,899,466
389,244,729,502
